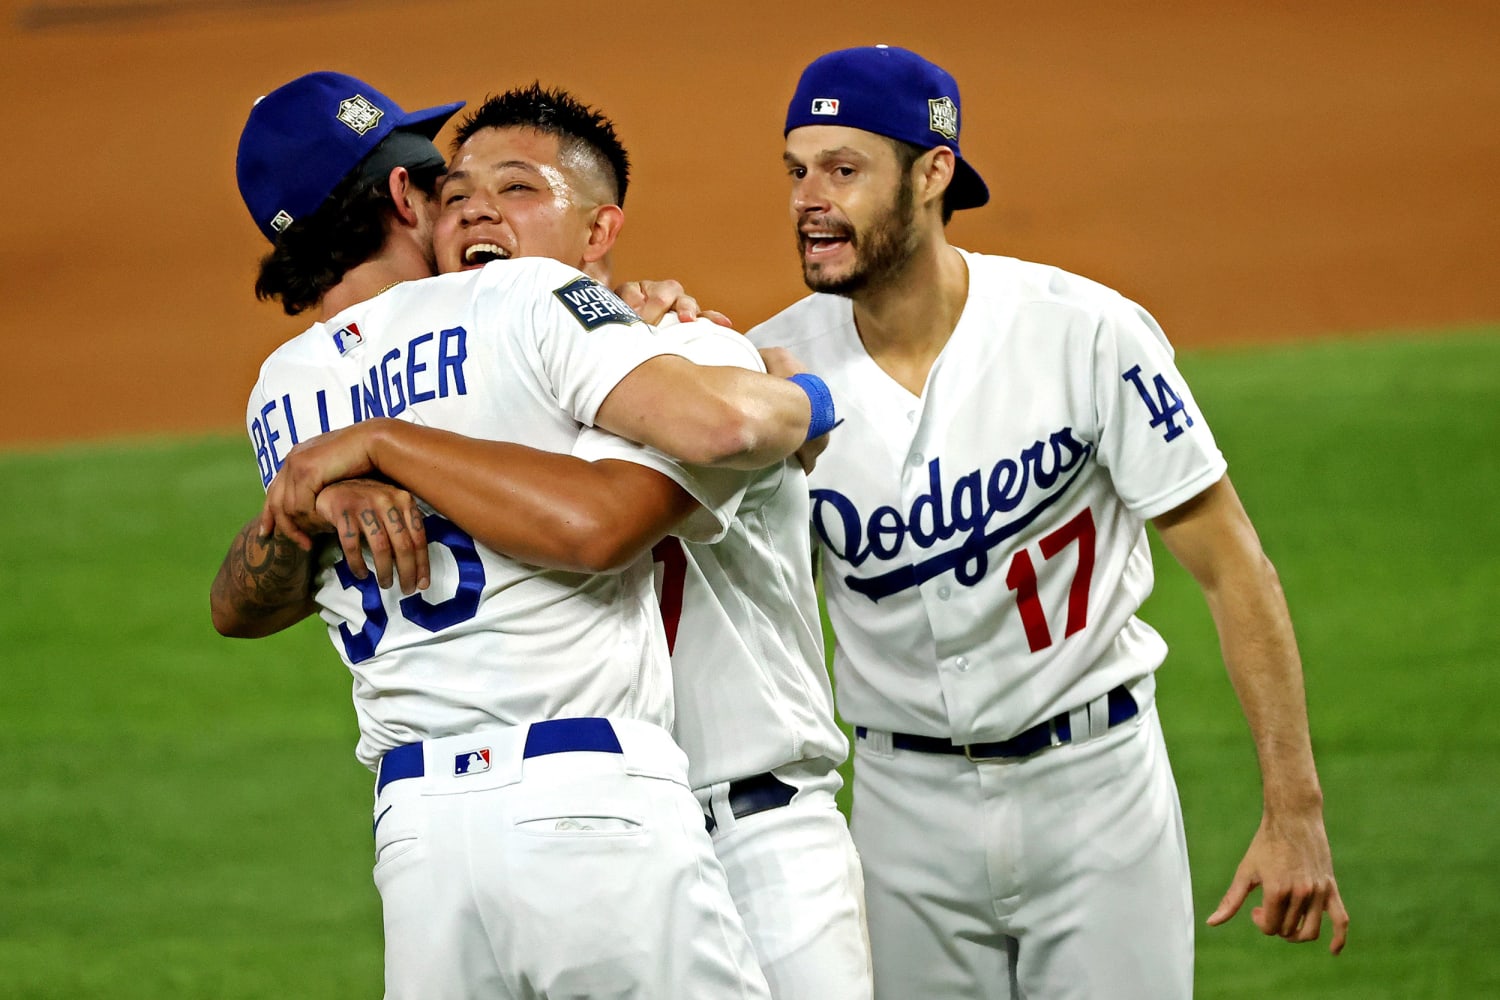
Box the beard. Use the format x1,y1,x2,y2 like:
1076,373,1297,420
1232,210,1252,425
799,174,918,297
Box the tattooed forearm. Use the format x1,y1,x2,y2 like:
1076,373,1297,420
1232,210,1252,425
210,516,318,638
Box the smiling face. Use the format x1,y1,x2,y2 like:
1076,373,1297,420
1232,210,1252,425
784,125,920,297
432,126,613,274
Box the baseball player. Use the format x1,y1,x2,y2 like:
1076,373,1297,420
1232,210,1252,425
255,86,873,1000
211,71,840,998
747,45,1350,999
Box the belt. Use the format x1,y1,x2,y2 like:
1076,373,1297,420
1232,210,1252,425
376,717,624,793
856,685,1138,762
705,771,797,834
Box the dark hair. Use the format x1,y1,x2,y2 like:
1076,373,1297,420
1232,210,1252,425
890,138,956,225
254,142,445,316
453,83,631,206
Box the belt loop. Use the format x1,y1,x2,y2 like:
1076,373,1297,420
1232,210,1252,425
1088,692,1111,740
861,728,895,758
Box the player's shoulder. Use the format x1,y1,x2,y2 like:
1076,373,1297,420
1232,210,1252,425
746,292,852,355
961,248,1163,350
962,249,1131,313
256,320,332,373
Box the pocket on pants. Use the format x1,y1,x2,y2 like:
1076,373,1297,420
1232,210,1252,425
514,813,644,838
372,790,422,877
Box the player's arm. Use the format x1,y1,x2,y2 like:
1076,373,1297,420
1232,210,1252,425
593,354,831,470
263,419,700,573
212,476,431,633
1152,474,1349,955
210,515,319,638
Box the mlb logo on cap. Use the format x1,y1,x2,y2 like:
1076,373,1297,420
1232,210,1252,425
455,748,492,776
810,98,840,116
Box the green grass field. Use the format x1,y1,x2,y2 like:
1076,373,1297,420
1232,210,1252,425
1,327,1496,998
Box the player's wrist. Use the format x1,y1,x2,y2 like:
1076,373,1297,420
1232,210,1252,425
787,373,837,442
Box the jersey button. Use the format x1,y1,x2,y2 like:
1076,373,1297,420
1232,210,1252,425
954,656,970,672
937,585,952,600
909,452,925,467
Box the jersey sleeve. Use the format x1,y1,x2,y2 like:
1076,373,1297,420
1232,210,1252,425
1091,298,1227,520
570,426,752,545
653,317,768,371
482,261,690,427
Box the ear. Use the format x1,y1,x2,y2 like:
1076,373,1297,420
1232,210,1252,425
385,165,423,229
580,204,625,267
917,147,957,214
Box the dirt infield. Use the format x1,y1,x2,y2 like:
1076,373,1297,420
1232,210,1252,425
2,0,1495,448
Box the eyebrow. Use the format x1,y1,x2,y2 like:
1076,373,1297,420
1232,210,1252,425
783,146,871,166
446,160,547,183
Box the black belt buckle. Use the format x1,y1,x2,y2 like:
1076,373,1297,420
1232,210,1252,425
962,717,1063,762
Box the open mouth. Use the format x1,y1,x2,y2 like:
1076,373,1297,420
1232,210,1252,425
801,231,851,259
462,243,510,268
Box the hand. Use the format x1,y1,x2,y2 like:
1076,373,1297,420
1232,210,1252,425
1208,808,1350,955
794,430,831,473
314,478,430,594
756,346,832,471
757,346,806,378
615,279,733,328
258,422,386,548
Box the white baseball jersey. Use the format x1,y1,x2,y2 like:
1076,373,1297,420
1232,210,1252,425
574,321,848,790
245,259,741,769
749,249,1227,743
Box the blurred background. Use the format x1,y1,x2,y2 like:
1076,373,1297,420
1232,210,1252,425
0,0,1495,447
1,1,1496,997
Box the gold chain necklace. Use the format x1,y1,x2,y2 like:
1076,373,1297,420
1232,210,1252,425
375,280,404,296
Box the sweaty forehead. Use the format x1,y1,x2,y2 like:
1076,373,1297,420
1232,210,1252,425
452,126,561,171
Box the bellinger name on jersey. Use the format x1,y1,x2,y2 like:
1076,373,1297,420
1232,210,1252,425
251,325,471,488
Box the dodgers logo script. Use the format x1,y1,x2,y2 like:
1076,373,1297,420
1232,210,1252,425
813,427,1093,601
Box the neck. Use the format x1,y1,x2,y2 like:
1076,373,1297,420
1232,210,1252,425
580,253,612,284
317,239,433,321
850,238,968,364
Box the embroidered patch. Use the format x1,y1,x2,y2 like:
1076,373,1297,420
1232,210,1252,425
270,210,294,233
928,96,959,140
336,94,384,135
454,748,492,776
553,276,642,331
810,98,840,116
331,322,363,355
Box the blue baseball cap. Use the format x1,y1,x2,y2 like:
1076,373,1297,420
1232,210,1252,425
785,45,989,211
236,71,464,242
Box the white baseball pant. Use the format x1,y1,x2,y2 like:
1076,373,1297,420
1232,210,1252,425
373,717,771,999
852,700,1194,999
698,758,873,1000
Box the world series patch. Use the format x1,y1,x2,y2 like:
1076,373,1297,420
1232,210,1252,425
553,276,642,331
928,96,959,140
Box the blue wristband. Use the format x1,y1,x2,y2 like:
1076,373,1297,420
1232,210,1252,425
787,373,837,441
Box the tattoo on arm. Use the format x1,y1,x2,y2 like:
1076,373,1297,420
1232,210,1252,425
212,519,315,624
